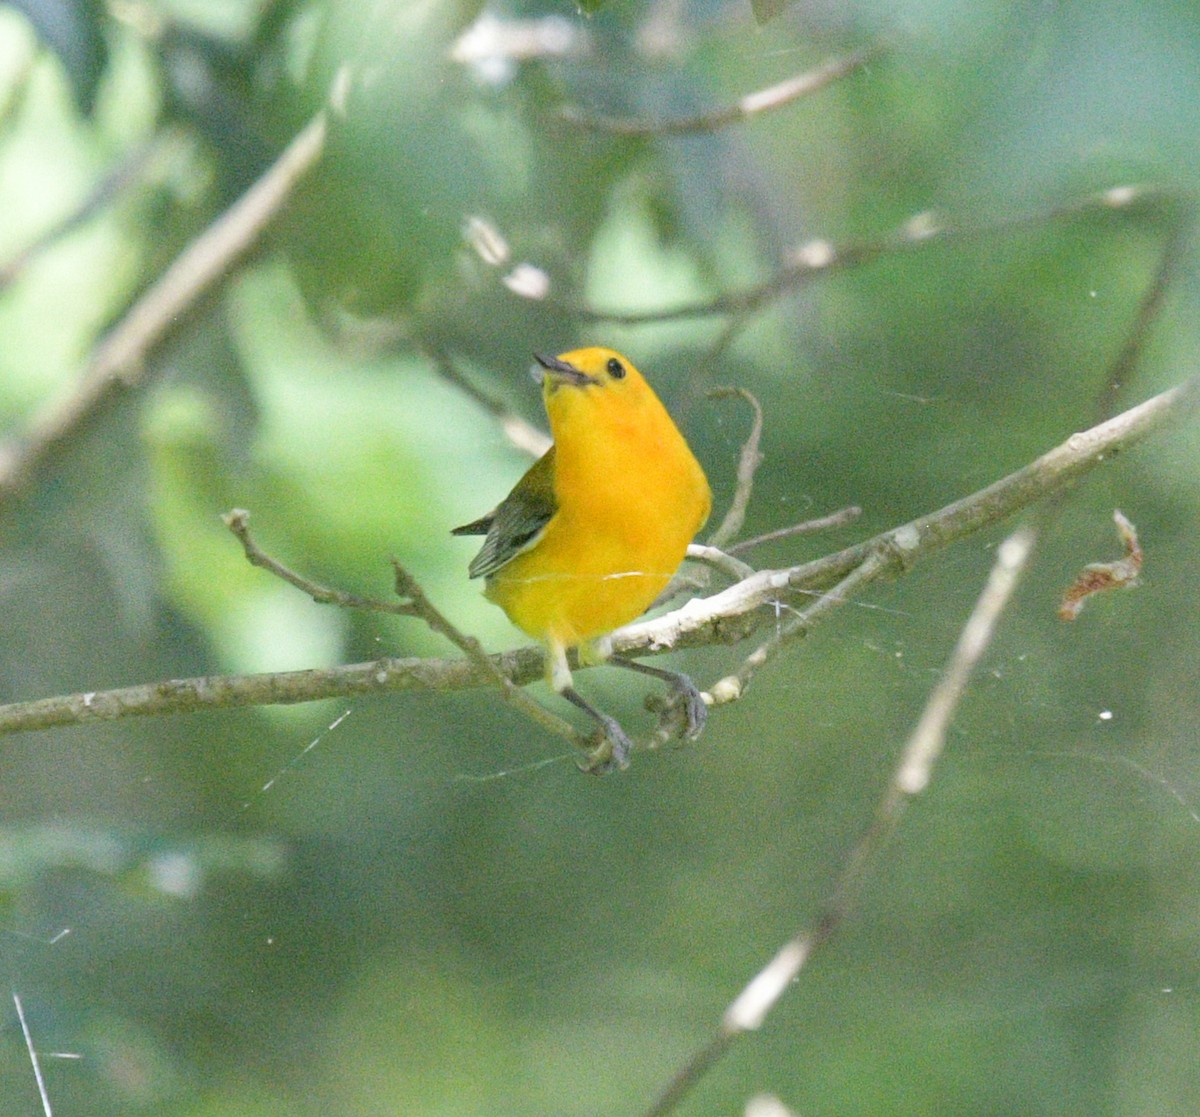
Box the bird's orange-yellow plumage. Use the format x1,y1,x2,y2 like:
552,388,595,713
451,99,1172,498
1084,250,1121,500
456,345,709,648
452,347,710,766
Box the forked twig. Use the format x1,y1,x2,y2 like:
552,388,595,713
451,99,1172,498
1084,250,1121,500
224,509,417,616
225,510,586,750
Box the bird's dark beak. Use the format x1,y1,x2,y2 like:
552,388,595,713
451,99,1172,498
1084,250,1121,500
532,352,596,388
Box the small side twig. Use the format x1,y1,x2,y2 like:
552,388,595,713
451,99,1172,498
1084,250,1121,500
223,509,417,616
684,543,756,582
224,509,585,748
728,505,862,554
639,527,1035,1117
13,991,52,1117
388,561,584,747
557,45,883,136
706,387,764,549
1091,195,1194,423
706,547,891,710
423,343,550,458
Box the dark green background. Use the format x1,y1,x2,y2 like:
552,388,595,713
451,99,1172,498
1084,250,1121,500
0,0,1197,1114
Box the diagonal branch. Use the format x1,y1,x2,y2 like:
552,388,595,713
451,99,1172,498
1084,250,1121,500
0,72,346,503
551,184,1183,327
639,527,1036,1117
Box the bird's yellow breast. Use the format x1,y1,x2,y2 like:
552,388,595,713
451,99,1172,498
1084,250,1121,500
486,354,710,647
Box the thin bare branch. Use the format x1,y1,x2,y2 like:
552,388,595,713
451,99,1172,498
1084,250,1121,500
728,506,862,553
557,45,883,136
0,373,1190,741
1092,196,1194,422
707,547,891,710
224,509,418,616
558,183,1180,326
639,527,1035,1117
706,387,764,548
13,990,53,1117
388,561,586,749
225,509,584,749
423,344,551,458
685,543,756,582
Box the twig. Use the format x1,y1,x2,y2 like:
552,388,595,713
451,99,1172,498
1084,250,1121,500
651,386,763,607
706,387,764,548
0,374,1190,740
706,547,891,709
0,75,342,502
224,509,418,616
225,509,584,748
557,45,883,136
684,543,756,582
1091,194,1194,422
639,527,1035,1117
552,184,1179,326
422,344,551,458
13,990,53,1117
728,506,863,553
388,561,586,748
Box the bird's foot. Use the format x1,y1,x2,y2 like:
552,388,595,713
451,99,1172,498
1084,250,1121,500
562,684,635,774
644,672,708,742
577,713,635,775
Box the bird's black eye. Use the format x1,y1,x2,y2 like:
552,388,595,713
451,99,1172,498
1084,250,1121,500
606,357,626,379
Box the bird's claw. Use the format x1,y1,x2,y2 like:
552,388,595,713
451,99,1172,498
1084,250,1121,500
646,675,708,742
577,715,635,775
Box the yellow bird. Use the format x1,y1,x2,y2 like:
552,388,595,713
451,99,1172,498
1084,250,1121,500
453,347,712,768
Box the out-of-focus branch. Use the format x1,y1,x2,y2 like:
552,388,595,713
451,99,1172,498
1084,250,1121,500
0,74,345,502
557,45,883,136
423,344,551,458
0,138,163,292
546,185,1180,326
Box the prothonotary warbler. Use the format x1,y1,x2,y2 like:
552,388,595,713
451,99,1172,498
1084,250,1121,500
453,347,712,769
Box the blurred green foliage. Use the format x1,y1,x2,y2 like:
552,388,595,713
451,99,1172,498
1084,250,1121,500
0,1,1198,1115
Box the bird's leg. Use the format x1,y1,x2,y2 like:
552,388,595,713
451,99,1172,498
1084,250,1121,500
607,656,708,741
546,640,634,772
561,688,635,772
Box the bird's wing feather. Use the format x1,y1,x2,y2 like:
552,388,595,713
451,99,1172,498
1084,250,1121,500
453,447,558,579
